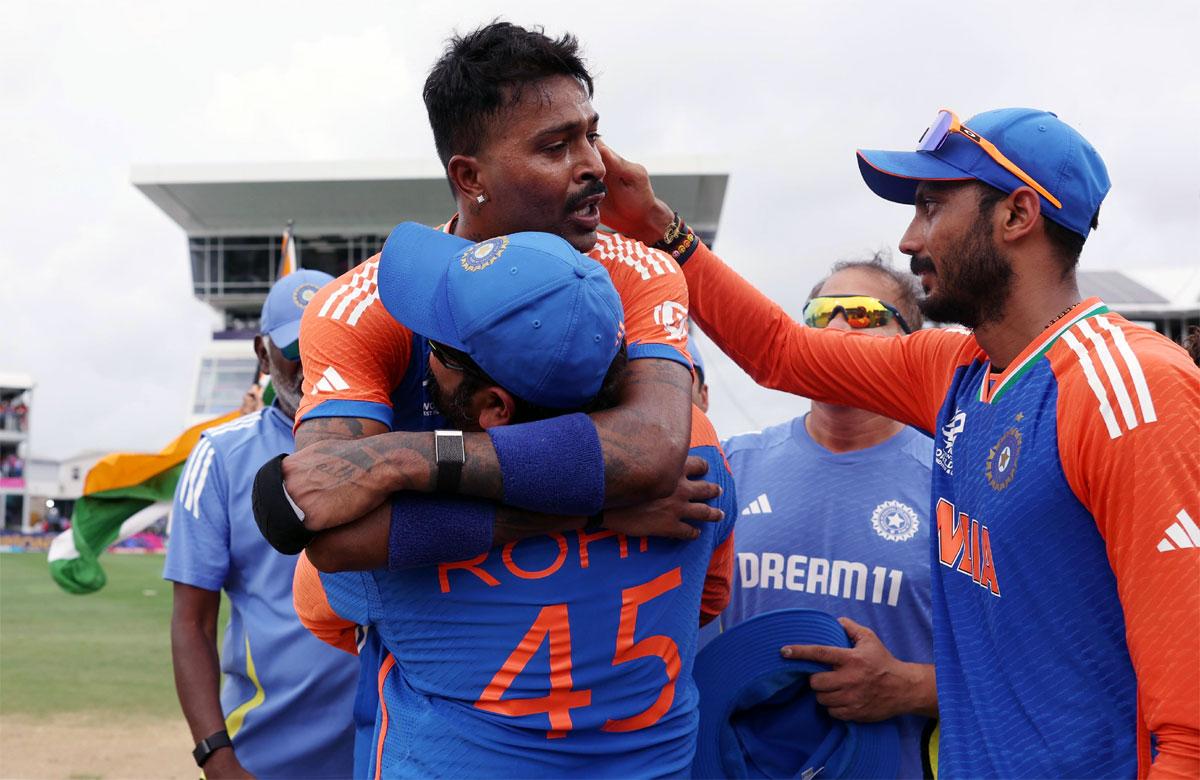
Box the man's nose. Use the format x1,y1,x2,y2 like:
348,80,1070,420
826,311,852,331
899,214,923,257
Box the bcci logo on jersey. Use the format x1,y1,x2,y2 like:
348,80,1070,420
460,236,509,272
871,500,920,542
986,427,1023,491
935,409,967,475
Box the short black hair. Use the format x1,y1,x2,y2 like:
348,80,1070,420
437,341,627,425
975,182,1099,277
808,251,924,332
423,21,594,169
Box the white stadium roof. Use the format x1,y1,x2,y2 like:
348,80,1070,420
132,158,729,240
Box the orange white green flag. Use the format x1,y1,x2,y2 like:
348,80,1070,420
48,410,240,594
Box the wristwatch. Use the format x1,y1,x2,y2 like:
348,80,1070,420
192,729,232,767
434,430,466,493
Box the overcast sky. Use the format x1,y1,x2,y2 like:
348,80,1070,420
2,0,1197,459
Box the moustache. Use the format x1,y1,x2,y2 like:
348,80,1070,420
564,180,608,213
910,255,936,275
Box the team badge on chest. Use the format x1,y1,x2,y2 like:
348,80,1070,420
871,500,920,542
986,426,1023,491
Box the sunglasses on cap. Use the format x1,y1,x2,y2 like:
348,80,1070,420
802,295,913,334
918,109,1062,209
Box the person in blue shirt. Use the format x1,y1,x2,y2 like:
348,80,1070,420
164,270,360,779
711,256,937,779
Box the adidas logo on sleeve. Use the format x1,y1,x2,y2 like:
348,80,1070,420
1157,509,1200,553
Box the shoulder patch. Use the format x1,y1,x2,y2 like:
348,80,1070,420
317,258,381,327
1059,315,1158,440
590,233,679,281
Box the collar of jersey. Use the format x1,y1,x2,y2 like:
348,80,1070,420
439,215,457,234
979,297,1109,405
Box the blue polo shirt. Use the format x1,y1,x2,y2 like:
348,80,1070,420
163,405,357,779
711,416,934,779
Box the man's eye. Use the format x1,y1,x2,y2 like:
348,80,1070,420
543,142,567,154
587,132,602,144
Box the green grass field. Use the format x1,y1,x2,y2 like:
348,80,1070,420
0,553,225,719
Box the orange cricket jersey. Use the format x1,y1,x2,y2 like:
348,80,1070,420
682,241,1200,778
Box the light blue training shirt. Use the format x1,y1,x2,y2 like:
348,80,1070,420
708,415,934,780
163,405,357,779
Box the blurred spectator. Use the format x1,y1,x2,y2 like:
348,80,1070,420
1185,325,1200,368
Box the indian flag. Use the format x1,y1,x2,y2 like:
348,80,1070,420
48,410,240,594
278,220,298,277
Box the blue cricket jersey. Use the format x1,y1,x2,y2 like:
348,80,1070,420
295,414,738,779
712,416,934,779
163,405,358,778
683,236,1200,779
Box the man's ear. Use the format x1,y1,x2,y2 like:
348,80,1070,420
447,154,486,207
253,335,271,377
475,385,517,430
1000,187,1042,244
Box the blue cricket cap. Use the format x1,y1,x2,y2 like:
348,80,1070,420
260,269,336,349
692,609,901,779
377,223,625,409
857,108,1110,238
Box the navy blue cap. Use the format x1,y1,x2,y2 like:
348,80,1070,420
692,609,901,779
377,223,625,409
858,108,1110,238
260,269,336,349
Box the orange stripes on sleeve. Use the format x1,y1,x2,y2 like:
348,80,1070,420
701,532,735,626
682,241,971,435
292,552,360,655
1051,316,1200,779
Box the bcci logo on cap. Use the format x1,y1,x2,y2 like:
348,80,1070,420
292,284,319,308
459,236,509,272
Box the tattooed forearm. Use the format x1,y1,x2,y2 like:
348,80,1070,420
492,507,585,547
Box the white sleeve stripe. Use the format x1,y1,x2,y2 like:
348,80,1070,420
184,444,218,516
1076,320,1139,429
177,441,211,506
346,290,379,327
1178,509,1200,546
181,441,209,514
178,439,209,508
1062,331,1122,439
1094,316,1157,423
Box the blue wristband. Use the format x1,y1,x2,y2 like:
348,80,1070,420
387,493,494,570
487,412,605,516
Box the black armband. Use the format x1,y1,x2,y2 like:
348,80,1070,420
252,454,315,555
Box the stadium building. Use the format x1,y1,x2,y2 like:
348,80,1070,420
133,160,730,426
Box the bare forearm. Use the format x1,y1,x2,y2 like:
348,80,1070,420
902,662,938,719
306,498,585,572
170,620,226,741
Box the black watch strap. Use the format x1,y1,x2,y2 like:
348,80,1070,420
193,729,232,767
434,430,465,493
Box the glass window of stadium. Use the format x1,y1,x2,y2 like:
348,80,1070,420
193,357,258,416
189,234,387,298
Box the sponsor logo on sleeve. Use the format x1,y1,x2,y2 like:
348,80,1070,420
653,301,689,341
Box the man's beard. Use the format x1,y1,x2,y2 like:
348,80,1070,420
427,368,478,431
915,212,1014,329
